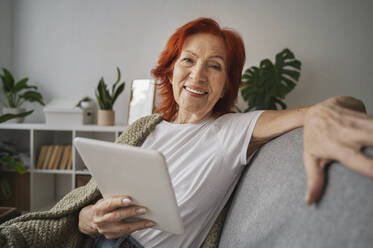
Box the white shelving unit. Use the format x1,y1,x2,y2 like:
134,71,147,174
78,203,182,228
0,123,126,211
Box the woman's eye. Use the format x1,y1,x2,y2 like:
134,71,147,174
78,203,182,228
209,64,221,71
182,58,193,63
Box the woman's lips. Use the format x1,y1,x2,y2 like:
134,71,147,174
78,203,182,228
183,86,208,95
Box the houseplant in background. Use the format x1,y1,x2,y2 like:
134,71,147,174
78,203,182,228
95,67,125,126
239,48,301,112
0,113,27,222
0,111,30,195
75,96,95,109
0,68,45,123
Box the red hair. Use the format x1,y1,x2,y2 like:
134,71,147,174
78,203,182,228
151,18,246,121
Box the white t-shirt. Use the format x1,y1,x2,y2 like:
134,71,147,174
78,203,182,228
131,111,264,248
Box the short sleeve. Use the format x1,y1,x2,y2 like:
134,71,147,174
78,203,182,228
215,111,264,166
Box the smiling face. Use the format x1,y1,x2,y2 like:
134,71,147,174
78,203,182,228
171,33,228,123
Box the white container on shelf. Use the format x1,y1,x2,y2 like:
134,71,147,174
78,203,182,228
44,100,95,125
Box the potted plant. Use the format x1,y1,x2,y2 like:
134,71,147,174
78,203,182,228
76,96,95,109
0,68,45,123
0,113,27,222
239,48,301,111
0,141,27,198
95,67,125,126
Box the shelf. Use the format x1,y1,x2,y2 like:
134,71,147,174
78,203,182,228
0,123,127,132
0,125,122,211
33,169,73,174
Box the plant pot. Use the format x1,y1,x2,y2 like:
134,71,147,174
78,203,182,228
97,110,115,126
80,101,95,109
2,107,26,123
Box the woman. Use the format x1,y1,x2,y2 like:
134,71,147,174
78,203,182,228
0,18,371,248
78,18,373,248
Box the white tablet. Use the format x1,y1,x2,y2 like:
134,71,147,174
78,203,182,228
73,137,184,235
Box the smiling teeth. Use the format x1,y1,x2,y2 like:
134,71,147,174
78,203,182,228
185,86,207,95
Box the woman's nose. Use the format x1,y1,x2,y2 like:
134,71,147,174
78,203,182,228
189,63,207,83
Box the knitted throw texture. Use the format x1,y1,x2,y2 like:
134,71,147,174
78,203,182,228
0,114,227,248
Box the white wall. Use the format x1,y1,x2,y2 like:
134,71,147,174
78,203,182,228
4,0,373,124
0,0,12,70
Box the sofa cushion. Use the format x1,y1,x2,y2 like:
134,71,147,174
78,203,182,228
220,128,373,248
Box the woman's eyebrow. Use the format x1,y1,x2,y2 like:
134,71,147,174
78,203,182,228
183,50,198,57
184,50,224,62
209,55,225,62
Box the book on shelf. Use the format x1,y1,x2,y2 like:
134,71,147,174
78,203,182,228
59,146,69,170
36,146,48,169
41,145,53,169
48,145,58,169
65,146,73,170
36,145,72,170
51,146,64,170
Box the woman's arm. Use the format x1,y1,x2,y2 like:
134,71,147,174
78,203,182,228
249,106,311,153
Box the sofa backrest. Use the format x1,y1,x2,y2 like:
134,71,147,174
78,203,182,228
219,128,373,248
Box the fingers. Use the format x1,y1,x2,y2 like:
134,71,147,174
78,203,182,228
335,146,373,178
100,220,155,240
344,127,373,147
90,195,156,239
93,203,155,239
338,109,373,133
304,152,328,205
97,206,148,223
94,195,132,215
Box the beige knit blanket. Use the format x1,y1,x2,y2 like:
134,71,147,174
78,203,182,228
0,114,226,248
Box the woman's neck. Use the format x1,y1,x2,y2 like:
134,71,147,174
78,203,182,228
172,111,212,124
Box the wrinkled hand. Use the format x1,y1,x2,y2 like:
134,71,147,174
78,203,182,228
303,96,373,205
78,196,155,239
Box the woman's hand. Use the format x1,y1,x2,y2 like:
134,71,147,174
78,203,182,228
303,96,373,205
78,195,155,239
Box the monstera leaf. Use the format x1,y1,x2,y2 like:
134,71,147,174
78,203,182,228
241,48,301,111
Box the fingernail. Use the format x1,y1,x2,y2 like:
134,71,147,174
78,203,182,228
122,198,131,204
136,208,147,214
146,222,155,227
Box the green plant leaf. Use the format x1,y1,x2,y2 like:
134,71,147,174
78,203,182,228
111,83,125,106
20,91,45,105
283,60,301,70
11,78,38,95
112,67,122,94
95,89,104,109
240,48,301,111
0,156,27,174
274,98,287,109
0,178,11,198
1,68,15,92
281,69,300,81
1,68,44,108
97,78,112,110
0,110,33,123
95,68,126,110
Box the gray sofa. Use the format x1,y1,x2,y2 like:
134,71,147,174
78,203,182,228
219,128,373,248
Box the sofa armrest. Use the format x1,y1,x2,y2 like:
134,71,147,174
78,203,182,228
220,128,373,248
